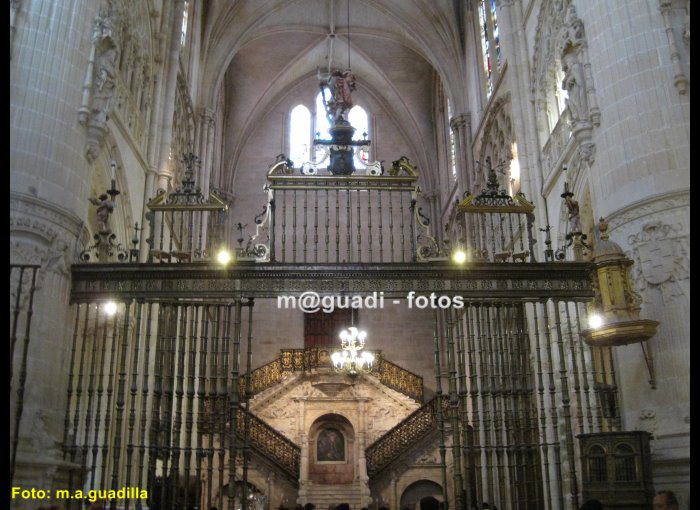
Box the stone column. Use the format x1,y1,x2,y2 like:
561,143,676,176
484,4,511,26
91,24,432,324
266,472,277,510
10,0,99,504
494,0,550,241
451,113,475,194
357,398,371,506
390,471,399,510
297,398,309,503
573,1,690,500
155,0,186,192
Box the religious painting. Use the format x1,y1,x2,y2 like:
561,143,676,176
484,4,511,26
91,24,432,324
316,427,345,462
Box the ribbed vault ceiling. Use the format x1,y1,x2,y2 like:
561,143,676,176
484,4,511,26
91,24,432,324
198,0,466,191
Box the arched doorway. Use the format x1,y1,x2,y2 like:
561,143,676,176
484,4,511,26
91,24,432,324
308,413,355,484
400,480,444,510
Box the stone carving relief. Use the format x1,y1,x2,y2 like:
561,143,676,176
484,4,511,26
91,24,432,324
79,0,155,161
82,10,119,162
635,409,658,435
628,221,689,305
533,0,599,170
475,95,514,189
366,403,410,444
658,0,690,95
251,376,420,447
22,408,61,456
11,194,85,301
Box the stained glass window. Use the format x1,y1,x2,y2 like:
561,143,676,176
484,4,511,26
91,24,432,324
447,100,457,182
479,0,502,99
290,105,311,168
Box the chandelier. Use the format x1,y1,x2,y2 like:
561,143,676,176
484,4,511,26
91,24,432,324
331,326,375,376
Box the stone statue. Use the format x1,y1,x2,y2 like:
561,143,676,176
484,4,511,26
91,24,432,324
561,50,589,125
89,193,115,234
91,40,118,126
565,195,582,233
320,69,356,123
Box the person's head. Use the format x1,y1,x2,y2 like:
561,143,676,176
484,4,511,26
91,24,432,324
335,504,350,510
304,504,316,510
579,499,603,510
654,491,680,510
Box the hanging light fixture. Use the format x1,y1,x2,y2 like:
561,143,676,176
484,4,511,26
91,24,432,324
331,309,374,376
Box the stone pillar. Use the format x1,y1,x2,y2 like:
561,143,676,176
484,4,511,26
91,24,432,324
266,472,277,510
297,398,309,503
155,0,186,192
357,399,372,506
494,0,550,240
572,1,690,501
450,114,473,196
390,471,399,510
10,0,99,504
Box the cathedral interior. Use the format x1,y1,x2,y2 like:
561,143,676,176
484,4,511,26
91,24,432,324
9,1,690,509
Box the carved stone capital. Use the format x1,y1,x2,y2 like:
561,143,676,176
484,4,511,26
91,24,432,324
10,192,87,278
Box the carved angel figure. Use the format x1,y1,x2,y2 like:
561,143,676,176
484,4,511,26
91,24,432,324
319,69,356,123
89,193,115,234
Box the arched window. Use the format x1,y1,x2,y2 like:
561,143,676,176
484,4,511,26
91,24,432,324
588,445,607,483
315,91,332,162
509,142,520,194
614,444,637,482
180,1,190,48
290,104,311,168
348,105,369,168
447,99,457,182
478,0,501,98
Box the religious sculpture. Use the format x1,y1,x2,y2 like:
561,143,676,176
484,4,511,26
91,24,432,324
561,50,589,125
91,41,118,126
564,194,582,234
89,193,116,234
319,68,356,124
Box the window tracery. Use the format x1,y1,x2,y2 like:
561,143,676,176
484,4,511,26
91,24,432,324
478,0,501,98
475,96,514,192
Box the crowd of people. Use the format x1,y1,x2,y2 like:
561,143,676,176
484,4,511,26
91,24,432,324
32,489,683,510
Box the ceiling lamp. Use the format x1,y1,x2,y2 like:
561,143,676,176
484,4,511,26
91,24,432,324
331,326,374,377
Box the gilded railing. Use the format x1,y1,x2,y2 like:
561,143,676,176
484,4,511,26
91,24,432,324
455,159,537,263
145,155,228,263
241,358,283,396
236,407,300,479
201,400,300,480
278,347,423,402
365,395,449,477
241,156,441,263
376,358,423,402
229,348,424,402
